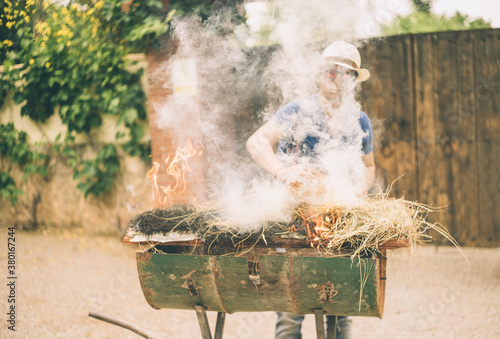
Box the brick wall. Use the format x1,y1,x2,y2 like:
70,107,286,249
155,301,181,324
145,49,205,206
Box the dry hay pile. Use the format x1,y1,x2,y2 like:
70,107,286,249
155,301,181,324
127,195,453,258
127,205,307,250
301,198,446,258
128,205,212,235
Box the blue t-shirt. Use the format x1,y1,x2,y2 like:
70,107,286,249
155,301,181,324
271,95,373,159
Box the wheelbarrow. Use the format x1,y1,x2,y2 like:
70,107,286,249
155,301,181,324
89,236,406,339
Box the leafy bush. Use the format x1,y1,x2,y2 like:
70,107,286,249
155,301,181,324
0,122,32,166
0,172,23,205
382,2,491,36
0,122,47,205
73,144,121,198
0,122,30,205
0,0,167,200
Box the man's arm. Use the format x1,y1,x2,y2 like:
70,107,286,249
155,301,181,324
246,120,286,175
246,121,308,182
362,151,376,194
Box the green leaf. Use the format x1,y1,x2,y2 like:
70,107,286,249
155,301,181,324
0,172,23,205
77,182,93,198
117,108,139,126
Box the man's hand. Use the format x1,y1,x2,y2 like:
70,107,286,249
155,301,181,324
275,165,309,184
275,165,324,184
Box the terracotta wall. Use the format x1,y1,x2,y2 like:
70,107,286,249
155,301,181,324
145,48,205,207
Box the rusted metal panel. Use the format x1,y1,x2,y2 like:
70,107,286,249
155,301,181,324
136,253,224,312
211,256,250,313
136,252,382,317
257,255,296,313
291,256,379,316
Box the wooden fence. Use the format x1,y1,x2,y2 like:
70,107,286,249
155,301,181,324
358,29,499,247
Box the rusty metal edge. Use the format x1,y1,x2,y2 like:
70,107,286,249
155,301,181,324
123,236,204,247
378,238,410,249
288,256,300,315
136,252,161,310
124,236,410,250
210,256,228,313
376,250,387,319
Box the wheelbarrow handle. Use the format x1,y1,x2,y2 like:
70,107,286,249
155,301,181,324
89,311,158,339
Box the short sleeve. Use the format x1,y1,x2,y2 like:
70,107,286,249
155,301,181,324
359,112,373,155
270,101,301,128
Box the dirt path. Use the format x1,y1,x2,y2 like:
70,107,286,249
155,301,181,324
0,229,499,338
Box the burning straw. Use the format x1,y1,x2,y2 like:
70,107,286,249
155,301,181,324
127,191,455,259
299,194,449,259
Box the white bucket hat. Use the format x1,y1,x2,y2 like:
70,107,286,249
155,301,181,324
322,40,370,82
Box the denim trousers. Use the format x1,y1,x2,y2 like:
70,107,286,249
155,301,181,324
275,312,351,339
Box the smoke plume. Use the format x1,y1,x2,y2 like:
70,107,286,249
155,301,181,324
152,1,381,228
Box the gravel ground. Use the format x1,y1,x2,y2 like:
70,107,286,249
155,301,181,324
0,229,499,339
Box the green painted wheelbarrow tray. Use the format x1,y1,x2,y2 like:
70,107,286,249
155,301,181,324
121,237,408,339
137,252,382,316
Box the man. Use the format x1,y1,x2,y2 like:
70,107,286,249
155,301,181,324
246,41,375,339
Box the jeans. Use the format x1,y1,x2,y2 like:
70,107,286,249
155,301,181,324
275,312,352,339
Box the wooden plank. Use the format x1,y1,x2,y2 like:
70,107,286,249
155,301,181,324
359,41,388,195
364,38,400,195
358,42,375,115
455,31,479,246
431,31,460,242
358,42,377,140
413,33,441,241
475,29,500,247
391,35,418,200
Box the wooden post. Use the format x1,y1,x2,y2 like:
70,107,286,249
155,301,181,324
475,29,500,247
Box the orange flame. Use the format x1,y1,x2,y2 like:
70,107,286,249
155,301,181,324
300,205,342,246
147,139,203,208
146,161,161,205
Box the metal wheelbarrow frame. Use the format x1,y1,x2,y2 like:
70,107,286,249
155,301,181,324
118,237,404,338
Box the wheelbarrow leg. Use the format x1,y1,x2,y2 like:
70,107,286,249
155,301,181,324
194,306,226,339
326,316,337,339
194,305,212,339
214,312,225,339
313,309,326,339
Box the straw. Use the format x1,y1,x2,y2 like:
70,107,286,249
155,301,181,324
127,192,453,258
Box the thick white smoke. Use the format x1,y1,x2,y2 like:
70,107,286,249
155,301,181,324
152,1,381,229
317,79,367,205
